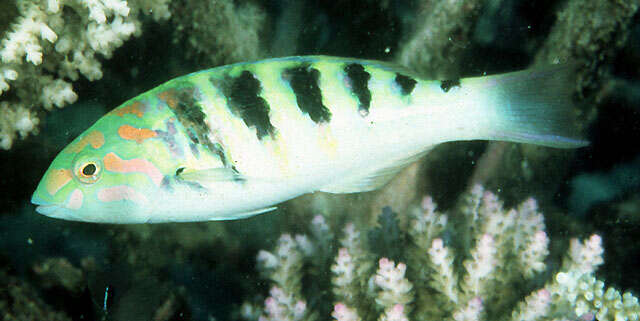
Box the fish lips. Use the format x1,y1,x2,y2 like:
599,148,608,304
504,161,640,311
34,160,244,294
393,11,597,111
31,194,82,221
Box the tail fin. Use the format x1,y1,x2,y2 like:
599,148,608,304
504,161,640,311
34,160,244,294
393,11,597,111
479,65,588,148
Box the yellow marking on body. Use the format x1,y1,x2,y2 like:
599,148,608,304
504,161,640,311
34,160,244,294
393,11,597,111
66,130,105,153
118,124,157,143
313,61,356,116
366,67,400,112
251,63,310,176
45,169,72,196
317,125,338,159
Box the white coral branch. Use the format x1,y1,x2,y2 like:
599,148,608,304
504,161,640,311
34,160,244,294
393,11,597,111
0,0,171,149
374,258,413,311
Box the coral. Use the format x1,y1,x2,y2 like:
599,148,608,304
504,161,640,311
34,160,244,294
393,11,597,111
469,0,639,204
391,0,639,214
534,0,639,99
0,261,71,321
582,192,640,296
254,225,321,320
397,0,484,78
170,0,267,68
241,186,640,321
0,0,171,150
33,257,84,294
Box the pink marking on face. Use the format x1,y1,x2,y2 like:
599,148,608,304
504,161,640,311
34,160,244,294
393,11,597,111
103,152,163,186
66,189,84,210
97,185,148,204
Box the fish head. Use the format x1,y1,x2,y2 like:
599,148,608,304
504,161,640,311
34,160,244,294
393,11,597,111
32,99,180,223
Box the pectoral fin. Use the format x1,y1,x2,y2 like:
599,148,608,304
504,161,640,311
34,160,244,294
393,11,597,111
177,167,245,183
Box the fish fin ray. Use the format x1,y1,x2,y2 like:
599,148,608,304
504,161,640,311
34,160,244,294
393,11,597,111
178,167,245,183
208,207,277,220
320,151,428,194
482,65,589,148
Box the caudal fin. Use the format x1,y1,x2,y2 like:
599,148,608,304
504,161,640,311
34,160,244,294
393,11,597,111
479,65,588,148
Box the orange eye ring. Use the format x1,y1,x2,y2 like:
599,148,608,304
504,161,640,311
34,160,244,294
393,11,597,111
75,161,102,184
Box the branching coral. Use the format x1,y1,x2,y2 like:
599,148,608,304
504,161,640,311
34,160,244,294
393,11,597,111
0,0,171,150
241,186,639,321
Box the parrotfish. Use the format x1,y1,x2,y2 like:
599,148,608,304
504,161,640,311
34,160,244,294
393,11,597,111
31,56,586,223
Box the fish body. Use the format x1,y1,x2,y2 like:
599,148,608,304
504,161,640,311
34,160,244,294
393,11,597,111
31,56,586,223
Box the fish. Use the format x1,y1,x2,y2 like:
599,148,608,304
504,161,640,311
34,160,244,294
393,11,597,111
31,56,587,223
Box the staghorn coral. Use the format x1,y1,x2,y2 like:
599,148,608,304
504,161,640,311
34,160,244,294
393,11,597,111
240,186,640,321
0,0,171,150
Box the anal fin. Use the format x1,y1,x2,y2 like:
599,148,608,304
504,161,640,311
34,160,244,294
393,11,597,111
320,150,429,194
208,206,278,221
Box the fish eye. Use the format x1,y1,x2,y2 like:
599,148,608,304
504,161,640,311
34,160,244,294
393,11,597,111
83,163,96,176
74,159,102,184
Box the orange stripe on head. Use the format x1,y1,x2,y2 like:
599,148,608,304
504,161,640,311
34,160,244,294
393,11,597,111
157,89,178,109
45,169,72,196
112,101,145,118
66,130,105,153
103,152,163,186
86,130,105,148
118,125,157,143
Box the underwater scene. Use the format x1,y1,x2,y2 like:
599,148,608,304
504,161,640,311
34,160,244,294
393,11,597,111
1,0,640,320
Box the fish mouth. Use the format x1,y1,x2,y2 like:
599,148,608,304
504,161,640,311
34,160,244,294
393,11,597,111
34,203,57,214
34,203,83,221
31,195,52,212
31,195,76,220
32,200,65,217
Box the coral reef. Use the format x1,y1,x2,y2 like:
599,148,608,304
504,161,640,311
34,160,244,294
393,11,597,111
0,0,171,150
398,0,484,78
0,0,638,320
242,186,640,321
170,0,267,68
33,257,85,294
0,259,71,321
584,193,640,296
534,0,639,100
289,0,640,227
0,0,271,150
469,0,639,203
